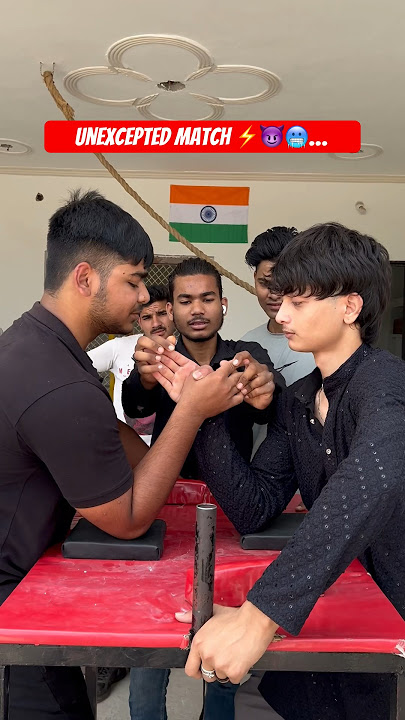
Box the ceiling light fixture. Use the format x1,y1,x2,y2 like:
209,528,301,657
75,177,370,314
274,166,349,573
64,34,282,121
0,139,32,155
330,144,383,161
157,80,186,92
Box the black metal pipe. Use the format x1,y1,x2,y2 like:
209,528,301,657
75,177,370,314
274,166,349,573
191,503,217,640
0,666,9,720
84,666,97,719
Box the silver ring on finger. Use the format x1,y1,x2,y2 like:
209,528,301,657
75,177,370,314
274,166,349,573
200,665,216,680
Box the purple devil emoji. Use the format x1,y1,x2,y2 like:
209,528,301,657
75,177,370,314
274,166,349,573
260,124,284,148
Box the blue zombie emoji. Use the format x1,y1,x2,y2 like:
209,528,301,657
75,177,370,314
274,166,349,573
260,124,284,148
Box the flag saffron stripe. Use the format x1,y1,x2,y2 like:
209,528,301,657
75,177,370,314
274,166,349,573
170,186,249,206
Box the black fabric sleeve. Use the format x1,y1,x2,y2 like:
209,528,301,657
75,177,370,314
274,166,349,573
194,392,297,535
16,382,133,508
122,367,162,418
247,383,405,635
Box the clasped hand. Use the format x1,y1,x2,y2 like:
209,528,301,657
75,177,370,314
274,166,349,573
152,345,275,411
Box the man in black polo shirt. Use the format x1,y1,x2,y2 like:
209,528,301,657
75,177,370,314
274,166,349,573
122,257,284,479
0,190,252,719
156,223,404,720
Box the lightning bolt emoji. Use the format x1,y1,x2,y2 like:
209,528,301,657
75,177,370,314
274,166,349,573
239,125,255,149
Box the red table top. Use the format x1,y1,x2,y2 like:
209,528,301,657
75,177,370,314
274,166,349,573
0,504,403,655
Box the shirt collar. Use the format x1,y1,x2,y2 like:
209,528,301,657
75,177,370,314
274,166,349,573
27,302,100,379
176,334,229,367
294,343,372,406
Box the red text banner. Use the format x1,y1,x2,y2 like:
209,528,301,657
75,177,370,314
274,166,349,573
44,120,360,154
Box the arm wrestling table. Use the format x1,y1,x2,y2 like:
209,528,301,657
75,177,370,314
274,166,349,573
0,498,403,719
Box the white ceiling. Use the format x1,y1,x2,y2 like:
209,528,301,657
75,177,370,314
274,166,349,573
1,0,404,178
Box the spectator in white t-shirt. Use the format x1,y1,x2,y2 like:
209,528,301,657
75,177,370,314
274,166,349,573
88,285,175,441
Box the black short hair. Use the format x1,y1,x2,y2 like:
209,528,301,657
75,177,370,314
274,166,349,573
168,257,222,302
245,226,299,269
271,222,392,345
141,284,169,308
45,189,154,293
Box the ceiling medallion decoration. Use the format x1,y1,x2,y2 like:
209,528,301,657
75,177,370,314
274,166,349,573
0,138,32,155
64,34,282,121
329,144,383,161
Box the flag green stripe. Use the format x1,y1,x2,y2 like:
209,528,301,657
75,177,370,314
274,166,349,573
169,222,247,244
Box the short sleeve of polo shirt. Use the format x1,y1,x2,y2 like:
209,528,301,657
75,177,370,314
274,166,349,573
16,381,133,508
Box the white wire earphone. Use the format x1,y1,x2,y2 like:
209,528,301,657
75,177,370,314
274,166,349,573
222,305,226,315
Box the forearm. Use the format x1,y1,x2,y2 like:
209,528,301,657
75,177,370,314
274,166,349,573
195,415,297,535
129,403,202,532
247,442,403,635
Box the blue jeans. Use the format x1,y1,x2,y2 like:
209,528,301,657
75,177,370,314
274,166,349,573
129,668,170,720
204,679,239,719
129,667,238,720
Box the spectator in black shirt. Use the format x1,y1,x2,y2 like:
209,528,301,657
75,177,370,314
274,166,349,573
125,258,281,720
0,190,249,720
156,223,404,720
122,257,284,479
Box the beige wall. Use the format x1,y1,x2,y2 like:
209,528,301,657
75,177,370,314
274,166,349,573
0,173,404,336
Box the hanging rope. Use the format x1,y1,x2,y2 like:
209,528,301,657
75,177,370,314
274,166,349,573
41,69,256,296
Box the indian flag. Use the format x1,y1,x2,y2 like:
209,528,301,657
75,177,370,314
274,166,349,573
169,185,249,244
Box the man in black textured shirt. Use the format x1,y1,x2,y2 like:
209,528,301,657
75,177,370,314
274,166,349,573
156,223,404,719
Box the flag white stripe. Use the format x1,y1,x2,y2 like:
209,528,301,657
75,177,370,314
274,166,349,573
170,203,248,225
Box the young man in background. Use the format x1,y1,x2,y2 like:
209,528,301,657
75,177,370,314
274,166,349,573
123,257,283,479
88,285,175,447
124,257,281,720
243,226,315,460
